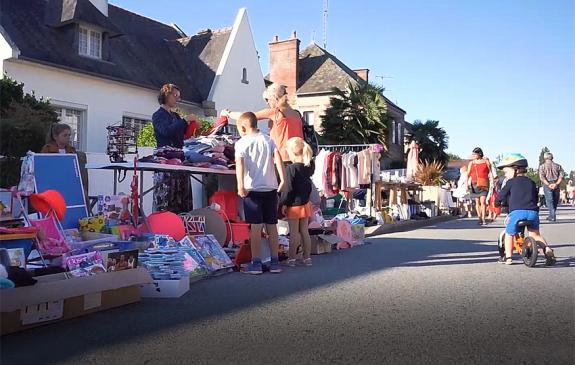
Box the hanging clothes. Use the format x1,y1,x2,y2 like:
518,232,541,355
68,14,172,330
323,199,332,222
357,149,372,185
406,140,419,182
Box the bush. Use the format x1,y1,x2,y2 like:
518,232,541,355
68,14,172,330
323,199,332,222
415,160,445,186
137,116,213,147
0,75,58,187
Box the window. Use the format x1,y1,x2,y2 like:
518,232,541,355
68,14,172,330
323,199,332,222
122,116,150,137
79,26,102,59
53,107,86,150
241,68,249,84
303,111,315,126
391,120,397,144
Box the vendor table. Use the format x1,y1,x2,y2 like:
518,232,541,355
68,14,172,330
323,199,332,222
86,162,235,214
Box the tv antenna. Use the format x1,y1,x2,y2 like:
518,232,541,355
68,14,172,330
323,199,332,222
375,75,393,89
323,0,328,49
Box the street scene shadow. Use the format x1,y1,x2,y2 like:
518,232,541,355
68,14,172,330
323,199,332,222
2,233,500,364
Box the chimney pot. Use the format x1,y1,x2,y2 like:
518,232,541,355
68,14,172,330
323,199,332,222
292,31,297,39
273,35,279,42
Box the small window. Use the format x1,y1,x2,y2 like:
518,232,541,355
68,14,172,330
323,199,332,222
122,116,150,137
241,68,249,84
53,106,86,150
79,26,102,59
303,111,315,126
391,120,397,144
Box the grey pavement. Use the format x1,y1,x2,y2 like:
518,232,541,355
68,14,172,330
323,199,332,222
1,207,574,364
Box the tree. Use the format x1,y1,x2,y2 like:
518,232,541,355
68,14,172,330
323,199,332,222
409,120,449,165
447,152,462,161
320,82,390,146
137,117,213,147
0,75,58,187
526,168,541,186
538,147,550,166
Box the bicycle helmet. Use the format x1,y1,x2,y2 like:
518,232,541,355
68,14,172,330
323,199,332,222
497,153,528,169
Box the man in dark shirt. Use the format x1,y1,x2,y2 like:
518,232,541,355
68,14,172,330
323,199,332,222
495,154,555,265
538,152,564,222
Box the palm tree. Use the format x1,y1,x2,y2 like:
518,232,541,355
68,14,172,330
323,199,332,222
410,120,449,165
320,82,390,146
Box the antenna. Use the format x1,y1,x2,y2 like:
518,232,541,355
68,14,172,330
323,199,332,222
323,0,328,49
375,75,393,89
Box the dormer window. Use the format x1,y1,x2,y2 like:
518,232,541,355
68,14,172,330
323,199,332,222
79,26,102,59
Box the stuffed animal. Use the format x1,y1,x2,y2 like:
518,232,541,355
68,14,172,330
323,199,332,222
0,264,15,289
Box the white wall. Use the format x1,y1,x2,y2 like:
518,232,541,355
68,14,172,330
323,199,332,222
3,59,160,153
209,9,267,128
0,33,17,75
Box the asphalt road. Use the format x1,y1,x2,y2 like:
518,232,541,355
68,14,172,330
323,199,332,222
2,207,574,364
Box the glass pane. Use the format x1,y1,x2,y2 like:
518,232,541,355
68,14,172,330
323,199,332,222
89,31,101,58
79,28,88,55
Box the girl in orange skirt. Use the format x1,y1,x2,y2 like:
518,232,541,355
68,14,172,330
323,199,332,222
280,137,314,267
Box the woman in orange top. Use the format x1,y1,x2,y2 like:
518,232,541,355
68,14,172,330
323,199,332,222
467,147,494,225
223,83,303,163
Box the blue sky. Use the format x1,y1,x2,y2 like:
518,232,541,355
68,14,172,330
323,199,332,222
113,0,574,171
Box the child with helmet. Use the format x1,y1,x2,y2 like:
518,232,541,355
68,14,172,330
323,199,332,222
495,153,556,265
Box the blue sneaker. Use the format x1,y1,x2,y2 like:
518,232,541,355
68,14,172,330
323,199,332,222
269,261,283,273
242,261,263,275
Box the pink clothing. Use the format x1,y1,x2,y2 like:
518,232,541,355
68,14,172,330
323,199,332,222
406,141,419,182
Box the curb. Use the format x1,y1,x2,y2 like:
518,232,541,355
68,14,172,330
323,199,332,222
365,215,459,237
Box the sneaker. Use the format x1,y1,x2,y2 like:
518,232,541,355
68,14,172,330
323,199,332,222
545,247,556,266
242,262,263,275
269,261,283,273
287,259,297,267
303,258,313,266
505,258,513,265
497,256,507,264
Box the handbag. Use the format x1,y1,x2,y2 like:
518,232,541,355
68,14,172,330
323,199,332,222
473,162,489,191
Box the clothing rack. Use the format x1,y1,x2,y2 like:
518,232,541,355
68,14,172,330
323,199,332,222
319,144,377,152
317,144,380,217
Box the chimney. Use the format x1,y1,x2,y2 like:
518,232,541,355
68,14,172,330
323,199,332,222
354,69,369,82
88,0,109,17
268,32,300,99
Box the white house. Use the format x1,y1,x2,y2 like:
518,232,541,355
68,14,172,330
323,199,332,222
0,0,266,211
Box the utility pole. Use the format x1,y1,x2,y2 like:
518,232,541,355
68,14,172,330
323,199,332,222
323,0,328,49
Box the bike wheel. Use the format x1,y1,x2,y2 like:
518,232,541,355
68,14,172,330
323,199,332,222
521,236,538,267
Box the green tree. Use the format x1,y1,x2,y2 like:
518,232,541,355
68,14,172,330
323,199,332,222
526,168,541,186
447,152,462,161
409,120,449,165
538,147,550,166
320,82,390,146
0,75,58,187
137,117,213,147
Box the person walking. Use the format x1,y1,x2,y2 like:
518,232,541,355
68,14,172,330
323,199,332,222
467,147,494,225
538,152,564,222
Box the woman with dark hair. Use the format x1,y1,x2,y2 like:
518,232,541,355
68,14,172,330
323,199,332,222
467,147,494,225
152,83,197,213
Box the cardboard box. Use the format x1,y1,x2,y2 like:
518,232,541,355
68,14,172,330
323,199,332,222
310,234,341,255
140,276,190,298
1,268,151,335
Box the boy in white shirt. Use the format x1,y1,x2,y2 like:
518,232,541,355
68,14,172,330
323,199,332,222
235,112,286,274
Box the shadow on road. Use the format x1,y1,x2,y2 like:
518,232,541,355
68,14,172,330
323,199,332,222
2,210,574,364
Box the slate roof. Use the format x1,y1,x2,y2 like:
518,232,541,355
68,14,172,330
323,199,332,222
296,43,406,114
297,43,362,94
0,0,231,104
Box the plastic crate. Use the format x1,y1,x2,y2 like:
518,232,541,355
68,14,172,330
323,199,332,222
229,222,250,245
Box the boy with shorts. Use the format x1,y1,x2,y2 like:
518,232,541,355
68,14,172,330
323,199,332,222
495,153,556,265
235,112,286,274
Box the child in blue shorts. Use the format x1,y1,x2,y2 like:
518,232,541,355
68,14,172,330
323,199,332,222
235,112,286,274
495,154,555,265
